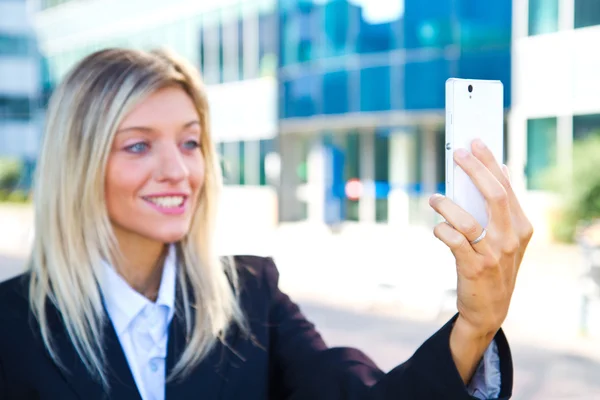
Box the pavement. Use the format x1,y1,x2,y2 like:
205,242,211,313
301,300,600,400
267,224,600,359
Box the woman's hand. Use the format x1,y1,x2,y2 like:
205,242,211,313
429,138,534,382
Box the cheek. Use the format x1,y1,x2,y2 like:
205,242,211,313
105,159,146,212
189,155,206,190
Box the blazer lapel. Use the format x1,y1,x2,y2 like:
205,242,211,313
45,305,142,400
103,319,144,400
164,312,224,399
164,303,248,400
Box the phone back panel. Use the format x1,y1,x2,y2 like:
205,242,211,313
445,78,504,229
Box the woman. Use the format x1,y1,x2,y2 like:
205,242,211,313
0,48,532,400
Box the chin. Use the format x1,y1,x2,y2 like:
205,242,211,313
149,226,191,244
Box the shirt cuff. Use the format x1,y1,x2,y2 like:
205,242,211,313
467,339,501,399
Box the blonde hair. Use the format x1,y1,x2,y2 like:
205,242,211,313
28,48,247,386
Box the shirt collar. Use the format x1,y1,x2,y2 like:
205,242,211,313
99,245,177,336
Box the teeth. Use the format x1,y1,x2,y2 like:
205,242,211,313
146,196,184,208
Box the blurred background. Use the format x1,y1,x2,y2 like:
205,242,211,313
2,0,600,398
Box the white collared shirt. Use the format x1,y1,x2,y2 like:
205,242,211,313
99,245,177,400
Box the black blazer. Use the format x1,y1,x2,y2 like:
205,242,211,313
0,255,513,399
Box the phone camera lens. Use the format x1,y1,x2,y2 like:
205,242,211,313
468,85,473,93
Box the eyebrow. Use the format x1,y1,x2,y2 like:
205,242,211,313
116,120,200,134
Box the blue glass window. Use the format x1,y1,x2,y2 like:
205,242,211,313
575,0,600,28
573,114,600,140
459,0,512,27
238,18,244,79
458,49,511,107
360,66,390,112
238,141,246,185
298,4,316,63
283,73,320,118
374,130,390,222
348,69,361,113
0,34,31,57
199,26,206,76
404,58,449,110
40,56,53,108
323,0,350,57
259,13,277,58
218,19,224,83
279,12,289,65
279,0,297,13
323,70,349,115
259,12,277,75
526,118,557,190
276,0,512,119
298,39,312,62
357,21,395,53
344,131,360,221
529,0,559,35
221,18,239,83
0,96,32,121
459,0,511,49
281,7,317,65
404,0,453,49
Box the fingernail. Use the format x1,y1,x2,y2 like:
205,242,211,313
429,193,444,204
455,149,469,159
473,139,486,150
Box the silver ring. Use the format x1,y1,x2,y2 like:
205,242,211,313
470,229,487,245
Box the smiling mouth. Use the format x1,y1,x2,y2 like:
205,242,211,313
142,196,186,208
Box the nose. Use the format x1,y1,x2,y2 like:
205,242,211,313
155,142,189,183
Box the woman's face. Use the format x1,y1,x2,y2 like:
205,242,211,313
106,85,205,246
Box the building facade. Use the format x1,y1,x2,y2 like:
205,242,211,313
511,0,600,240
32,0,280,229
0,0,42,186
30,0,515,230
276,0,512,227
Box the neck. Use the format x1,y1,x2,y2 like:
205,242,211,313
113,232,169,301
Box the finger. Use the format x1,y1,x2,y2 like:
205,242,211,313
471,140,529,231
471,139,509,190
502,163,534,244
454,148,511,233
433,221,476,261
430,194,494,255
501,164,510,181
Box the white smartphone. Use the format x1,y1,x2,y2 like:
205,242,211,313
445,78,504,229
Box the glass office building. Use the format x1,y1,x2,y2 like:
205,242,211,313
515,0,600,188
276,0,512,225
32,0,514,228
511,0,600,241
33,0,278,190
0,0,43,189
516,0,600,191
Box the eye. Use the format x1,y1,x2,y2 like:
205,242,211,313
125,142,149,154
182,140,201,150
